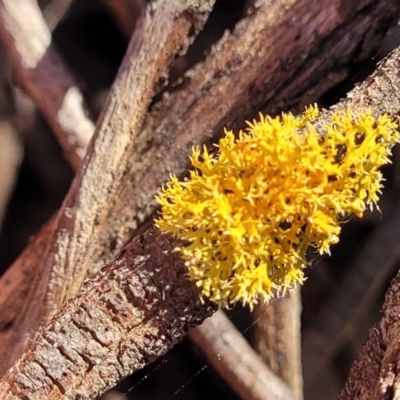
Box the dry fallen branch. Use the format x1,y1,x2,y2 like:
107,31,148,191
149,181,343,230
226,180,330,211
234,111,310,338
1,0,400,398
0,228,215,399
3,41,400,399
303,200,400,395
0,0,94,171
0,0,216,375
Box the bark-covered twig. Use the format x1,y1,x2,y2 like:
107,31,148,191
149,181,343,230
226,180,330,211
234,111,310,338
0,228,215,399
190,310,298,400
0,0,94,171
1,42,400,400
0,0,216,375
0,0,399,394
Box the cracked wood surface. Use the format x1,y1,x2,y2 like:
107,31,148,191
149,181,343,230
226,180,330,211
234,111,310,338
0,228,215,399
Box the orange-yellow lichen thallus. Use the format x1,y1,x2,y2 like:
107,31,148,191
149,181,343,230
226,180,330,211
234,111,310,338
155,105,399,308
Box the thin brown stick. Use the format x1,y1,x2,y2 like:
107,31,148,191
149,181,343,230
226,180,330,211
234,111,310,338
0,228,215,399
0,0,95,171
0,121,22,229
190,310,298,400
253,290,303,399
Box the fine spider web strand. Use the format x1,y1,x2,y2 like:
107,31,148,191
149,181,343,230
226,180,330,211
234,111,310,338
116,342,190,399
117,309,245,400
166,363,210,400
165,302,292,400
141,308,282,399
307,252,326,270
116,355,170,399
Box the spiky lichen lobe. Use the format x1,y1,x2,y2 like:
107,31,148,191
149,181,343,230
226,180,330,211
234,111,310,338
155,106,399,307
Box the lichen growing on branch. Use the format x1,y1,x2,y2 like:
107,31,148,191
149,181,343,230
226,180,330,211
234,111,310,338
155,105,399,307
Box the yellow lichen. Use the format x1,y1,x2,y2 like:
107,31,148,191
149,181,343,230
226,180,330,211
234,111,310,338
155,105,399,307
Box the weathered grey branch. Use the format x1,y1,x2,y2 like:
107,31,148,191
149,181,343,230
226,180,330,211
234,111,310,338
0,0,94,171
0,0,216,375
0,228,215,399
